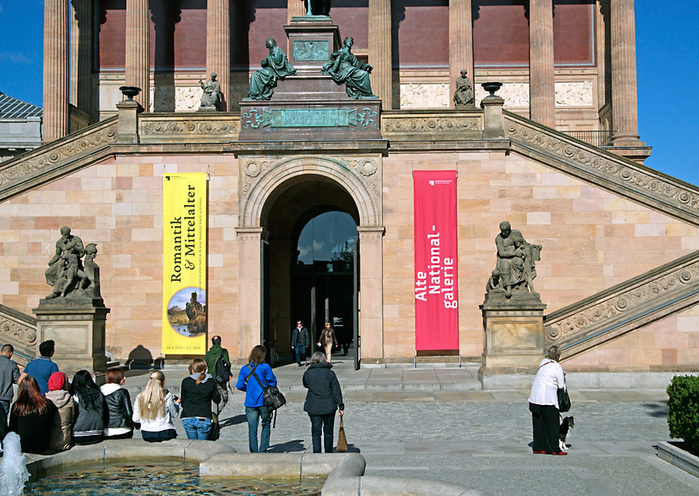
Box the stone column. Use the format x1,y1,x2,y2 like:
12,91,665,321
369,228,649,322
70,0,94,122
610,0,642,145
207,0,230,111
236,227,264,359
125,0,150,112
368,0,393,109
357,226,385,361
529,0,555,127
43,0,70,143
449,0,474,108
288,0,306,21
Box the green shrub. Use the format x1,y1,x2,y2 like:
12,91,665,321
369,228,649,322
667,375,699,450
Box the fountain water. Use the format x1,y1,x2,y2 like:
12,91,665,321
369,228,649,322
0,432,30,496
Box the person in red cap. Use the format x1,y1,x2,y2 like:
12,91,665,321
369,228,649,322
46,372,76,451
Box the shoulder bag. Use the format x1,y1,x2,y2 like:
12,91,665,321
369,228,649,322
539,360,571,413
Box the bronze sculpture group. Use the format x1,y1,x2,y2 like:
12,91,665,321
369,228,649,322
322,37,376,99
247,38,297,100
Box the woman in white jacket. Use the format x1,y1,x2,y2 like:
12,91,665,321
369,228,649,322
132,371,180,442
528,345,566,455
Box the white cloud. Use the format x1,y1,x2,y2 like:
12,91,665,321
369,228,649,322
0,52,31,65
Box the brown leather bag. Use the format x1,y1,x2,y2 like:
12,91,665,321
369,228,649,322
336,415,348,452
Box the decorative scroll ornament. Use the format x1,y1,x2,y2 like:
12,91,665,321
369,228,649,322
350,158,380,194
0,316,37,346
383,116,480,133
141,120,237,136
242,109,273,129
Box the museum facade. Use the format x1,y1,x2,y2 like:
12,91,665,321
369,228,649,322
1,1,697,382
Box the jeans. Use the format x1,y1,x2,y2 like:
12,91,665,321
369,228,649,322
245,405,271,452
0,399,9,417
309,413,335,453
294,345,307,365
183,417,213,440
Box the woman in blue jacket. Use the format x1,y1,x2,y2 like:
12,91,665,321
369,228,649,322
236,345,277,453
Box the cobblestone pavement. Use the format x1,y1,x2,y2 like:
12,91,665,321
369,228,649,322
123,362,699,496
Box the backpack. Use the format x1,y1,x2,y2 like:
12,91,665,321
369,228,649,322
215,349,231,384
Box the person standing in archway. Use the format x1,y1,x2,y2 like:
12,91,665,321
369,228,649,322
317,322,339,363
291,320,310,367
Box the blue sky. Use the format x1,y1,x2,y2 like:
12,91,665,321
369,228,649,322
0,1,697,185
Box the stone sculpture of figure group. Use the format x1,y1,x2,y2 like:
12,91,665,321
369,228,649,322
44,227,101,300
487,221,542,299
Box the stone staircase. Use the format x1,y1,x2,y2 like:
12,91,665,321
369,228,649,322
544,250,699,359
0,116,118,202
504,111,699,228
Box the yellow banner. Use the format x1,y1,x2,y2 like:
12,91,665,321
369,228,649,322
162,173,207,355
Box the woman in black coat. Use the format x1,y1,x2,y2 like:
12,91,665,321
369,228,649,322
302,351,344,453
180,357,220,440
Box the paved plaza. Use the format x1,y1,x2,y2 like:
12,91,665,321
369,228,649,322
120,358,699,496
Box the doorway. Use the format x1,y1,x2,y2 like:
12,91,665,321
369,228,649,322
291,211,358,362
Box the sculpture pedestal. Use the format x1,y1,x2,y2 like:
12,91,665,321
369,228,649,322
478,293,546,389
33,300,109,373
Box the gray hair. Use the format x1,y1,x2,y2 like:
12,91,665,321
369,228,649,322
546,345,561,361
310,351,327,364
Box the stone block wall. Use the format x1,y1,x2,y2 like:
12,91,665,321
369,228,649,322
0,154,241,361
381,150,699,368
1,147,698,369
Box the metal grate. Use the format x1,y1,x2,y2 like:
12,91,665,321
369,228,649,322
562,130,615,147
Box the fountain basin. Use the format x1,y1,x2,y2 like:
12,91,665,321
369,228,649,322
22,439,483,496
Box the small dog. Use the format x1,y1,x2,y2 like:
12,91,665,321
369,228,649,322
559,416,575,451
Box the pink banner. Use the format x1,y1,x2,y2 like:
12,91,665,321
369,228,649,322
413,171,459,351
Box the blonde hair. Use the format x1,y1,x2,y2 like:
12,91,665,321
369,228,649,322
189,357,207,385
138,371,166,421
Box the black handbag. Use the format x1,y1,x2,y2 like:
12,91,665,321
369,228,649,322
252,373,286,411
557,387,571,413
209,412,220,441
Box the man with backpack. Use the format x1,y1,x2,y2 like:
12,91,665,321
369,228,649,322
205,335,231,411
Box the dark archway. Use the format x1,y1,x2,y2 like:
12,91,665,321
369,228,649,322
260,175,359,364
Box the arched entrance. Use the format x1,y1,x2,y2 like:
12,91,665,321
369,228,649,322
261,177,359,364
236,155,384,366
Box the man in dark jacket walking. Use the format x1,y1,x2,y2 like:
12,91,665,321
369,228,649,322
205,335,231,411
302,351,344,453
291,320,310,366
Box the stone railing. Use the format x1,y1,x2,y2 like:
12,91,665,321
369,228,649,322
544,251,699,359
0,117,118,202
504,111,699,227
0,304,37,366
139,113,239,144
381,108,483,141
